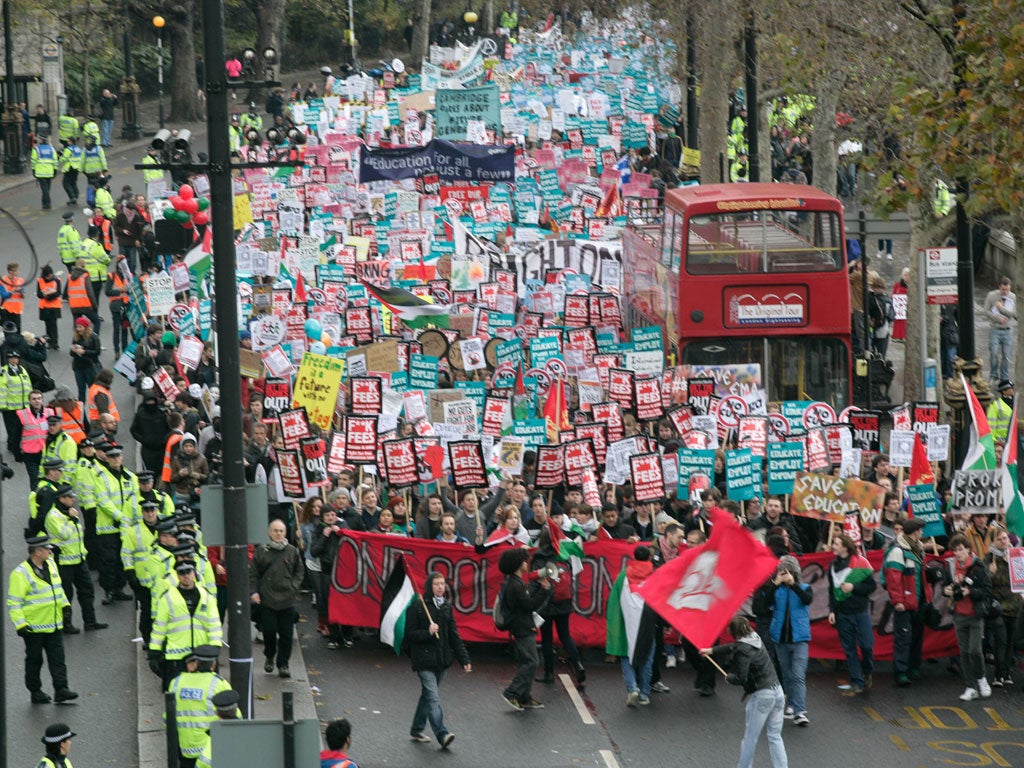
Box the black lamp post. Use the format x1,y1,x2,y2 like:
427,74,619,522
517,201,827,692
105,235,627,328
2,0,24,174
154,15,166,129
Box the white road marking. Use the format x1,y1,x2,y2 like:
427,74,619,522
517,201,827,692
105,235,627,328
600,749,620,768
558,672,594,725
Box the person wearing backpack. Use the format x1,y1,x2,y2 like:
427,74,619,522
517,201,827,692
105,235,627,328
868,272,893,359
406,572,471,749
497,547,552,711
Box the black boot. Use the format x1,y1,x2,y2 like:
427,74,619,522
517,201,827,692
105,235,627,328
574,660,587,685
62,608,80,634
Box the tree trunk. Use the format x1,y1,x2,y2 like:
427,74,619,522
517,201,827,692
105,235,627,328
904,201,948,402
167,1,201,122
695,7,737,184
253,0,288,73
483,0,494,34
412,0,432,68
809,71,843,196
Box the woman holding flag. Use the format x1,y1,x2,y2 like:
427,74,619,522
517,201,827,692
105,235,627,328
827,533,876,695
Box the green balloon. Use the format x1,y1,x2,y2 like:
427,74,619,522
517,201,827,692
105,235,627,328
174,210,191,223
163,207,176,219
197,197,210,211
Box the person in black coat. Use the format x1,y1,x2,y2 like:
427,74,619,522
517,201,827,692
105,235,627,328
130,392,170,473
943,533,995,701
532,513,585,686
498,547,552,711
405,572,471,749
310,507,352,648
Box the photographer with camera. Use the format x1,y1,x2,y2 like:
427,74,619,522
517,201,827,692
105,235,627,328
943,534,994,701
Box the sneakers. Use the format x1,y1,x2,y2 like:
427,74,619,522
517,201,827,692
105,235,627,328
907,669,921,682
637,695,651,706
279,666,291,679
327,641,340,650
264,660,274,673
886,252,893,260
441,733,455,750
410,733,431,743
960,687,980,701
978,678,991,698
55,689,79,703
784,706,795,720
1003,673,1014,686
865,674,873,689
254,632,264,644
665,655,677,669
698,685,715,697
31,691,52,704
501,691,524,711
651,681,670,694
794,712,809,727
520,697,545,709
626,690,639,707
992,677,1004,688
896,674,911,687
838,684,864,696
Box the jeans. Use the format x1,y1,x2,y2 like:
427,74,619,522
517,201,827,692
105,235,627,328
738,684,788,768
74,366,96,404
505,634,539,700
620,645,655,696
412,669,449,741
100,119,114,146
877,239,892,256
892,609,924,677
262,605,297,668
775,642,808,715
835,611,874,687
989,327,1013,382
119,245,139,274
110,308,129,356
953,613,986,685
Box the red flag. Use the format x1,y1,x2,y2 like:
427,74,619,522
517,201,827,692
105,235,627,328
542,378,569,442
908,432,934,487
202,225,212,254
484,528,516,547
636,508,779,649
514,362,527,398
596,525,613,542
294,269,307,304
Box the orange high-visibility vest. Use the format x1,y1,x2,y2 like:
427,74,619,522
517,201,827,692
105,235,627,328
87,382,119,423
107,271,128,306
37,276,62,310
66,274,91,309
161,432,184,483
59,402,87,444
94,218,113,253
0,274,25,314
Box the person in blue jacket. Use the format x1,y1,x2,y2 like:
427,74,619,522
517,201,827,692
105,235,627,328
770,555,812,727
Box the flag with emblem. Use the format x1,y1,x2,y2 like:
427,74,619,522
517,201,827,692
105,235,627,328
1001,397,1024,537
960,375,996,470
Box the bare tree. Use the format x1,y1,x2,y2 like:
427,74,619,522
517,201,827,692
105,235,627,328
127,0,201,121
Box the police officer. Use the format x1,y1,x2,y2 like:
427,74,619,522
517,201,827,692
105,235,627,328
29,457,65,536
139,470,175,518
195,689,242,768
987,380,1014,444
81,136,107,186
58,109,80,148
123,499,161,642
142,145,165,185
7,534,78,703
44,484,107,633
31,132,58,209
229,114,243,156
138,516,179,643
58,211,82,269
38,722,77,768
240,102,263,135
73,434,101,567
0,347,33,454
41,413,78,482
93,174,117,220
60,136,84,206
149,558,222,689
92,442,135,603
168,644,232,768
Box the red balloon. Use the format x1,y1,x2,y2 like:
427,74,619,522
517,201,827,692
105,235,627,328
169,195,184,210
179,184,195,200
181,219,194,229
192,211,209,226
183,198,199,215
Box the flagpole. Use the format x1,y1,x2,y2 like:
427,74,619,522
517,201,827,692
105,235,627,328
704,654,730,679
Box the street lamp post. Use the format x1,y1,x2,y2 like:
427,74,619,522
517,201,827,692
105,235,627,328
153,15,166,129
2,0,25,174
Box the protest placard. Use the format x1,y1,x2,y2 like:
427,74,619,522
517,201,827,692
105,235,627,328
279,408,311,450
564,438,597,488
630,453,665,502
299,437,329,487
345,415,379,465
889,429,915,468
767,441,804,495
145,273,175,316
448,440,488,488
382,438,418,487
350,376,383,415
277,449,306,498
906,484,945,538
725,448,759,501
534,444,565,488
790,472,848,523
951,470,1001,513
327,431,347,475
292,353,345,429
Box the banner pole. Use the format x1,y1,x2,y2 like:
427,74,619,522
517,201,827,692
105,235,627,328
704,654,730,679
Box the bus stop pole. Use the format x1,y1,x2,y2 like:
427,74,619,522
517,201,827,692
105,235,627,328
282,691,296,768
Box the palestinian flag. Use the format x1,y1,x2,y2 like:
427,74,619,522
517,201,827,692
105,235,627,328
361,280,450,329
605,569,645,663
379,555,421,655
1001,397,1024,537
484,528,516,547
960,374,996,470
831,554,874,604
548,516,584,561
184,242,212,298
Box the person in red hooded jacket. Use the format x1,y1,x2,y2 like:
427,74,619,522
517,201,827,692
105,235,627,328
883,517,930,688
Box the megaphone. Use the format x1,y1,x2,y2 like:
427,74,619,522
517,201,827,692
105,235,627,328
391,58,405,73
533,563,559,581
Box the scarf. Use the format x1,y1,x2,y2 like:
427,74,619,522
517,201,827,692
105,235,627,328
267,540,287,551
990,545,1006,559
658,536,678,563
432,595,446,609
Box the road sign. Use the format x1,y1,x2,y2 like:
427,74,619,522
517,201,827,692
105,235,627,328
923,247,958,305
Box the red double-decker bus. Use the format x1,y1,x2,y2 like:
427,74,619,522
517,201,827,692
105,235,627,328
623,183,851,408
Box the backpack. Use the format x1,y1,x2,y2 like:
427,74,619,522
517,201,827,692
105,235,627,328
493,581,509,631
879,293,895,323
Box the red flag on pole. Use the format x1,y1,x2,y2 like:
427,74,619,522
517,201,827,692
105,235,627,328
908,432,934,487
636,508,779,649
